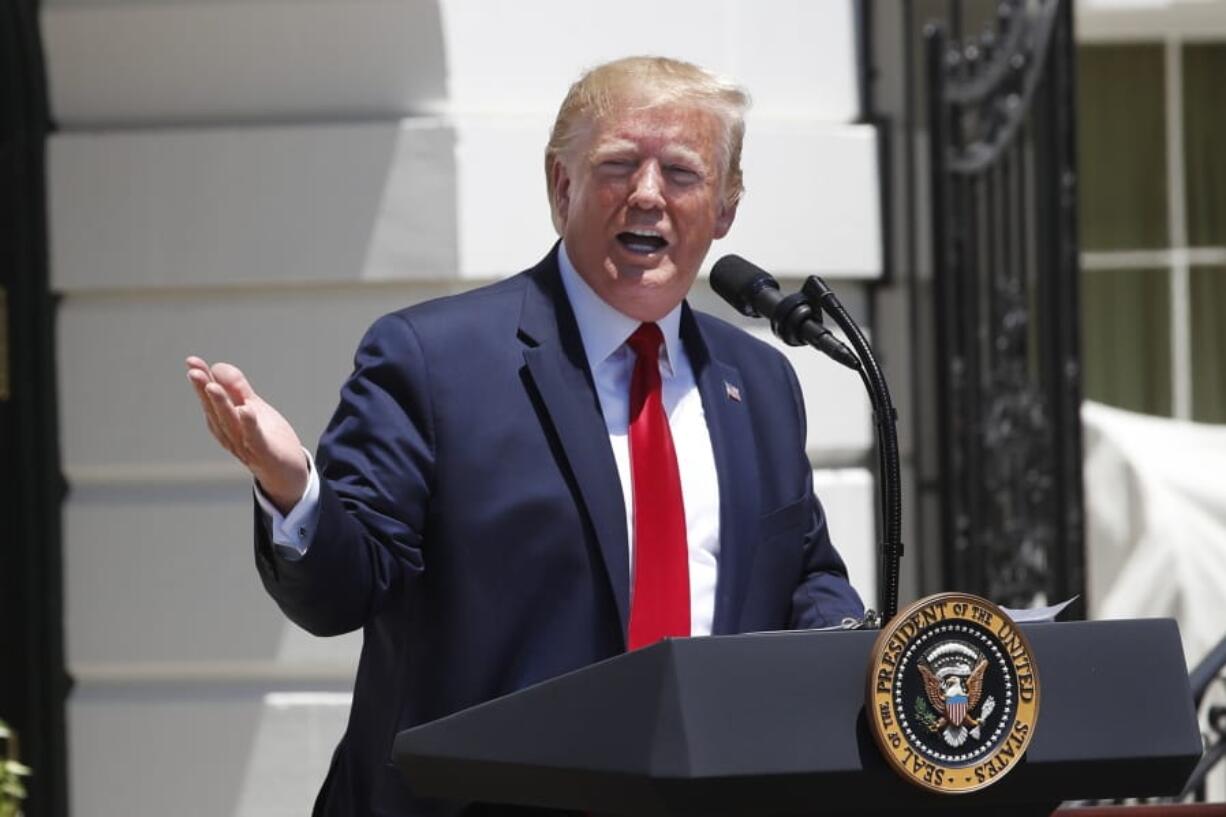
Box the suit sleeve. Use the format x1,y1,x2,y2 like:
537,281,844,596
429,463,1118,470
779,356,867,629
254,312,434,636
789,481,866,628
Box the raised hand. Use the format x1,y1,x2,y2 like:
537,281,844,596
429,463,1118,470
186,356,309,515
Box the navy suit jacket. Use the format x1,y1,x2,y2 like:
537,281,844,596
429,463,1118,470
254,247,863,816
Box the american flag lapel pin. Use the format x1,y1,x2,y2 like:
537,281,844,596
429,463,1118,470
724,380,742,402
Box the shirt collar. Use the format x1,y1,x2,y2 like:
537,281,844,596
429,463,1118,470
556,241,684,377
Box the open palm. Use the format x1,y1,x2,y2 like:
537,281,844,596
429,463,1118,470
185,356,309,514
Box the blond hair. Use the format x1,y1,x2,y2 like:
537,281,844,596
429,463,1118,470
545,56,751,232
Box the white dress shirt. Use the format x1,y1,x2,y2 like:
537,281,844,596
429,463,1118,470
256,243,723,636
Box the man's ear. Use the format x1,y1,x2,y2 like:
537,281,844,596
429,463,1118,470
550,159,572,230
713,199,738,240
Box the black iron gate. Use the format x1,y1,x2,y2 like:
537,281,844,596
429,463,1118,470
923,0,1084,609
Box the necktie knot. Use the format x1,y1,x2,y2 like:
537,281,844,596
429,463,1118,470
627,322,664,363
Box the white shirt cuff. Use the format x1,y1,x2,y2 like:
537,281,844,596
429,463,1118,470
253,448,321,561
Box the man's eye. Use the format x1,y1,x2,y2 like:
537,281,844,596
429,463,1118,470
667,166,700,183
599,159,635,173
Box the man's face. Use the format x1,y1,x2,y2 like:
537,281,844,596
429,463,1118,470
552,103,738,322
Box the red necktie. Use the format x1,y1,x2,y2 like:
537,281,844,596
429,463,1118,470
625,323,690,649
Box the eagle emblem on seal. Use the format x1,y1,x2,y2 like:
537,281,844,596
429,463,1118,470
916,641,997,747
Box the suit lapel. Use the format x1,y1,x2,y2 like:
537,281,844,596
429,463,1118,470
515,256,762,640
518,252,631,641
683,309,760,635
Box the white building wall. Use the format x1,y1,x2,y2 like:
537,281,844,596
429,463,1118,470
43,2,883,813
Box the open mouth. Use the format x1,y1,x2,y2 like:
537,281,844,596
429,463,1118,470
617,230,669,255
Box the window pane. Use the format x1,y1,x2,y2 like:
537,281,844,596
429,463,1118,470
1077,46,1169,251
1183,45,1226,248
1191,266,1226,423
1081,267,1171,416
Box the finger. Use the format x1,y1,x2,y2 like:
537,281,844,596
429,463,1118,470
211,362,257,406
236,404,269,458
187,361,226,425
186,364,250,464
205,381,249,458
191,384,240,460
187,369,221,427
187,358,223,395
186,367,210,391
202,404,239,459
187,369,233,450
185,356,212,377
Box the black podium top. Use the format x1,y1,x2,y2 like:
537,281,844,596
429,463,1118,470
395,619,1201,816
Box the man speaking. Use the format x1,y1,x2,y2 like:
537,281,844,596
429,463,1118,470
186,56,863,816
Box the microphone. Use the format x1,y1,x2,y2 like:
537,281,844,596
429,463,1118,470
710,255,860,370
712,254,905,625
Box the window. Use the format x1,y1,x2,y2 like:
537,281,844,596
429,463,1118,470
1078,40,1226,422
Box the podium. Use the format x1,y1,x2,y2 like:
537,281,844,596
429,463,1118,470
394,619,1202,816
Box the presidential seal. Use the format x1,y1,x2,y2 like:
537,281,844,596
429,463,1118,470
866,593,1040,794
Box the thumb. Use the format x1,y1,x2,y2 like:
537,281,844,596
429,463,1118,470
211,362,258,405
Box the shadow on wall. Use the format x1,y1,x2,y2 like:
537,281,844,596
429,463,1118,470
47,1,452,814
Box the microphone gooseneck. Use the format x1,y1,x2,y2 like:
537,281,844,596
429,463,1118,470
801,276,904,625
709,255,904,625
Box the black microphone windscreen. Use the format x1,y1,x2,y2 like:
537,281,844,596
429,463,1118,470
710,254,775,316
